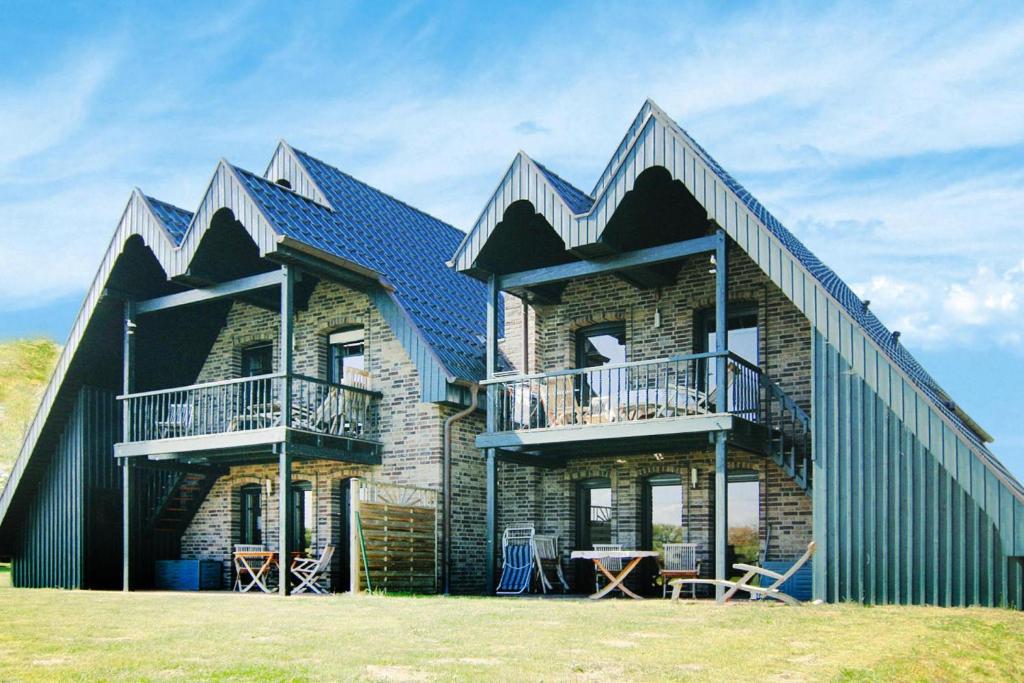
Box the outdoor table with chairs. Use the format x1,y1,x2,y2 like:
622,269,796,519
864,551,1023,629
232,544,334,594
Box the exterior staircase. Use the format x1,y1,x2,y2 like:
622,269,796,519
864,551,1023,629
146,470,221,535
761,380,813,494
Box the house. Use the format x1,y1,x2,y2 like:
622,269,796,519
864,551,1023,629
450,99,1024,607
0,142,492,595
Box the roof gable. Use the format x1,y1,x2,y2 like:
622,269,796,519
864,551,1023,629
451,98,1024,553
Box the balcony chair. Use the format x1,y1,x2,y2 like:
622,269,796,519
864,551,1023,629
290,544,335,595
542,376,591,427
592,543,623,593
496,526,536,595
155,403,193,438
534,535,569,593
232,543,269,592
691,361,739,415
660,543,700,598
669,540,817,606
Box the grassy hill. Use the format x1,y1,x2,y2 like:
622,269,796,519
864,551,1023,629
0,340,60,490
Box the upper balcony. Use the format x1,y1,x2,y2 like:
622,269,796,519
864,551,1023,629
115,373,382,465
478,351,811,488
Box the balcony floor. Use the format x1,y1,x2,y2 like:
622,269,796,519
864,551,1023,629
479,413,771,463
114,426,382,466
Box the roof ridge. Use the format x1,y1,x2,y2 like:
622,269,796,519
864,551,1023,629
290,146,466,239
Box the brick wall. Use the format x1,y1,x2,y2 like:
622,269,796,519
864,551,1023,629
492,241,814,585
180,279,485,592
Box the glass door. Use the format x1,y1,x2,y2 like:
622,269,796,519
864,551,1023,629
575,477,613,592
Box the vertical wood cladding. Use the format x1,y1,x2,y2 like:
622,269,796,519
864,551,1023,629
813,331,1023,607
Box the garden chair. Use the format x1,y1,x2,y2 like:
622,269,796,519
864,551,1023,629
232,543,267,592
155,403,193,438
669,541,816,606
533,535,569,593
542,375,590,427
592,543,623,594
660,543,700,598
290,544,335,595
496,526,536,595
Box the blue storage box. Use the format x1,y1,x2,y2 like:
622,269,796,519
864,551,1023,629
154,559,222,591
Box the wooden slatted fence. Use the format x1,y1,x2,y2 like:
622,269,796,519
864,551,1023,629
354,488,437,593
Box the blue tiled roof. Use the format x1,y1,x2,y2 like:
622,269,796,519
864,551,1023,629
231,155,492,381
674,123,991,452
534,160,594,214
145,195,193,245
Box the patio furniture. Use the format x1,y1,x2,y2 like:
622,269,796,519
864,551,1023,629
343,367,372,390
534,535,569,593
591,543,623,593
496,526,536,595
542,376,591,427
233,545,275,593
155,403,193,438
290,544,335,595
660,543,700,598
669,540,817,605
570,549,660,600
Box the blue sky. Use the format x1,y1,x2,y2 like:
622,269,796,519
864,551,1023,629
1,1,1023,474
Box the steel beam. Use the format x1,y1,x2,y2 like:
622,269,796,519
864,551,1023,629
715,430,728,602
134,270,283,315
278,443,292,596
280,266,294,429
496,234,718,290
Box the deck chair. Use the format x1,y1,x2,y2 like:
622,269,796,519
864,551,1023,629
592,543,623,593
660,543,700,598
342,367,372,390
542,375,590,427
533,535,569,593
155,403,193,438
496,526,536,595
291,545,335,595
669,541,816,606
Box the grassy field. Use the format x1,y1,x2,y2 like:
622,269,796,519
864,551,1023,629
0,339,60,489
1,586,1022,681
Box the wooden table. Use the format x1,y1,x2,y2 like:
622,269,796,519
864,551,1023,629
233,551,277,593
570,549,659,599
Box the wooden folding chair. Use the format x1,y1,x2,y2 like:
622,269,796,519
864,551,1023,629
533,535,569,593
669,541,816,605
290,545,335,595
592,543,623,593
660,543,700,598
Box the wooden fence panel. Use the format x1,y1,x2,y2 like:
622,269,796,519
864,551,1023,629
357,501,437,593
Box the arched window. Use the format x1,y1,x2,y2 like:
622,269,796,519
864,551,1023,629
239,484,263,545
291,480,313,555
641,474,684,553
327,327,365,387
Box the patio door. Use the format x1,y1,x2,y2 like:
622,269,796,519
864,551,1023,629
639,474,684,595
332,479,352,592
698,305,759,415
727,470,760,576
574,477,612,592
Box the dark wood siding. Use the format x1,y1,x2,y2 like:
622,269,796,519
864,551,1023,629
813,331,1024,607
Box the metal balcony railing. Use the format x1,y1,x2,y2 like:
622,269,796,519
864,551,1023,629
119,373,381,443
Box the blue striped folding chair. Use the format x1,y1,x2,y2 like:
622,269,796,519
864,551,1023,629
496,526,536,595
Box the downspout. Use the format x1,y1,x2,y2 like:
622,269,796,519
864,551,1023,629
443,383,480,594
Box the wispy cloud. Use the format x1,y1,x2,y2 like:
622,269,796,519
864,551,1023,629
0,0,1021,362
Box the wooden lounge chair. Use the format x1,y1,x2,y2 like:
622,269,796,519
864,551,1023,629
592,543,623,593
496,526,535,595
660,543,700,598
669,541,816,605
290,545,335,595
533,535,569,593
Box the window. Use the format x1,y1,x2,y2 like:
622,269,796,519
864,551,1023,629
240,342,273,377
328,328,365,385
698,305,759,412
291,481,313,555
728,470,760,570
239,484,263,545
641,474,684,554
575,323,626,405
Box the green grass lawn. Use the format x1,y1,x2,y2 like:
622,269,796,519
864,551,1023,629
1,585,1022,681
